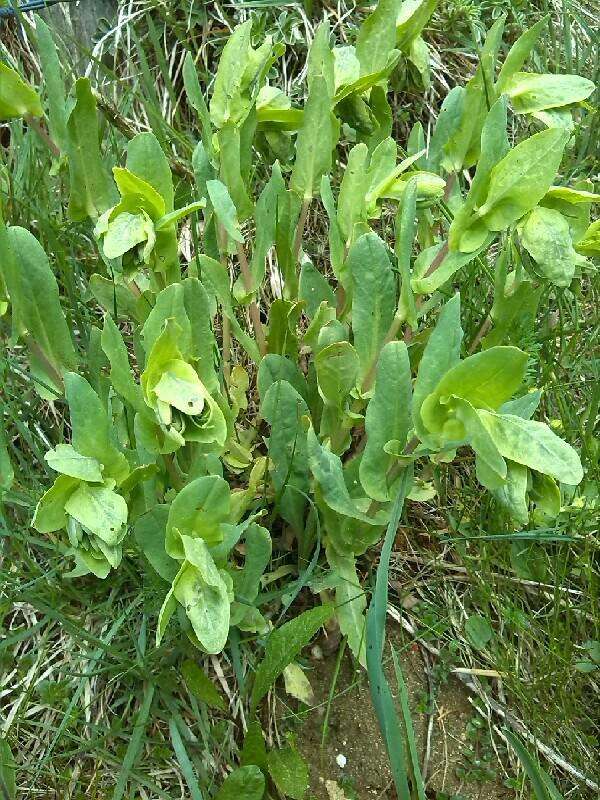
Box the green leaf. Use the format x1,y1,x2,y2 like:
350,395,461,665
262,381,310,533
337,143,369,240
133,505,178,583
307,426,387,527
207,179,243,243
181,659,227,711
503,729,560,800
315,341,360,408
36,18,68,150
267,745,309,800
64,372,129,484
348,233,396,379
519,207,585,287
307,20,335,95
0,426,14,493
396,0,437,50
247,163,284,292
496,16,549,92
0,61,42,120
449,95,510,252
454,398,507,480
327,545,367,667
0,738,16,800
575,219,600,256
355,0,401,76
442,16,506,170
420,346,528,434
64,482,128,546
234,524,272,605
299,258,336,318
217,124,254,223
101,316,144,411
111,167,165,219
412,294,462,441
504,72,595,114
165,475,230,559
395,179,418,329
290,75,333,201
240,720,268,770
250,604,334,710
155,200,206,231
214,765,265,800
360,342,412,501
66,78,117,221
126,131,174,212
477,411,583,486
365,467,413,800
171,535,231,653
198,255,261,364
411,242,492,294
102,212,149,259
45,443,103,482
210,21,272,130
486,460,529,527
426,85,465,173
257,354,308,404
31,474,79,533
477,128,569,232
2,225,77,386
464,614,494,650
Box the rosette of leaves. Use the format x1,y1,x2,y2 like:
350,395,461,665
410,294,583,526
94,132,204,284
149,475,272,653
32,373,131,578
138,318,228,455
429,15,594,175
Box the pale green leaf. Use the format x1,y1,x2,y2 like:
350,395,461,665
165,475,230,559
505,72,595,114
477,128,569,232
45,443,103,482
478,411,583,486
315,341,360,408
64,482,128,545
520,207,586,287
420,346,528,434
0,61,42,120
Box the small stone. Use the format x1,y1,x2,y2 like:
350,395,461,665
335,753,347,769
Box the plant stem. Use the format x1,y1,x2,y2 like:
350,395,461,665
293,197,310,263
24,115,60,158
236,242,267,357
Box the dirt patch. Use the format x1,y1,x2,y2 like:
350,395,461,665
275,627,514,800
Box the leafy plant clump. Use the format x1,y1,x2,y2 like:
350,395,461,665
0,2,597,792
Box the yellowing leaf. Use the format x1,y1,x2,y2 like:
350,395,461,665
283,662,315,705
0,61,42,120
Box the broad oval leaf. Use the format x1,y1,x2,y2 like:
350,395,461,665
478,411,583,486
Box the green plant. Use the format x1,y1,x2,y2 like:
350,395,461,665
0,1,597,797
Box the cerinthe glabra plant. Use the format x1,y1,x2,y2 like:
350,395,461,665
0,2,596,672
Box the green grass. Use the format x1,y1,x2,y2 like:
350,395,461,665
1,1,598,798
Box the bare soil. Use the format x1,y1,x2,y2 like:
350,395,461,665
275,626,514,800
